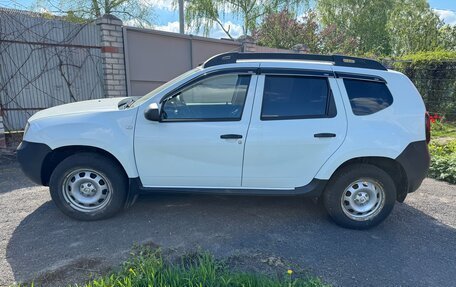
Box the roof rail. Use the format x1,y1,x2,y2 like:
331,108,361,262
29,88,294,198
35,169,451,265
203,52,387,71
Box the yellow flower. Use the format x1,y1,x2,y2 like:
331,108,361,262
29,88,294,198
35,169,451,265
287,269,293,275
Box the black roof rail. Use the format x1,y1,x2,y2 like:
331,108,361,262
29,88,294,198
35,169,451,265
203,52,387,71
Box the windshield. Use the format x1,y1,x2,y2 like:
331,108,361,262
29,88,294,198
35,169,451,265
130,67,202,108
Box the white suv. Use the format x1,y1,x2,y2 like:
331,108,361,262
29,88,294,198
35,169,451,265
17,53,430,229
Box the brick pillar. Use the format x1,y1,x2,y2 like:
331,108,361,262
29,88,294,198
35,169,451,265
97,14,127,98
242,41,257,52
0,106,6,148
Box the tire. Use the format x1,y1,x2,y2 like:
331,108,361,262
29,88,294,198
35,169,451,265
49,152,128,221
323,164,396,230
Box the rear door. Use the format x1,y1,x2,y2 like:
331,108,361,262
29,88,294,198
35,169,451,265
242,67,347,189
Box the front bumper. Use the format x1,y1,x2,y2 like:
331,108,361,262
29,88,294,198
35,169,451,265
17,141,52,185
396,140,430,193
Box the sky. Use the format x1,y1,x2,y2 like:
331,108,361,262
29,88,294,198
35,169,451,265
1,0,456,39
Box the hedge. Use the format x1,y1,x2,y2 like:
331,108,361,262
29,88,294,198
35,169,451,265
389,51,456,120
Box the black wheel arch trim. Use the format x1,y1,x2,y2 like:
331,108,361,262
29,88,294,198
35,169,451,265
395,140,430,194
16,141,53,185
17,142,132,187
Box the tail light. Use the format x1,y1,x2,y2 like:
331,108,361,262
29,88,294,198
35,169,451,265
425,112,431,144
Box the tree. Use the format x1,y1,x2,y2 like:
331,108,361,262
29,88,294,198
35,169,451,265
35,0,154,26
317,0,444,56
254,10,319,51
387,0,442,56
185,0,308,39
254,9,360,55
439,25,456,51
317,0,393,55
319,24,360,55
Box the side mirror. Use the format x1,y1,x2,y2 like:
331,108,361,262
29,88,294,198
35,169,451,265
144,103,161,121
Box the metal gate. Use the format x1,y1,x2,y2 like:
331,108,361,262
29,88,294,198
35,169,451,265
0,8,104,131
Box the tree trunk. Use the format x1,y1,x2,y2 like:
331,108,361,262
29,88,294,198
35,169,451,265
92,0,101,17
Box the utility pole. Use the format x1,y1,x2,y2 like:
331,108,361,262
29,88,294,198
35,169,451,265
179,0,184,34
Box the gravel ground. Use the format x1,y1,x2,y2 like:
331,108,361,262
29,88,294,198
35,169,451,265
1,161,456,287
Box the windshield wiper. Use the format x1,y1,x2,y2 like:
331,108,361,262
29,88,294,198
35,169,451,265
118,98,135,109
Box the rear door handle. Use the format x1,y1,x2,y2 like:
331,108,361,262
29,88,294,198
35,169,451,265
314,133,336,138
220,134,243,139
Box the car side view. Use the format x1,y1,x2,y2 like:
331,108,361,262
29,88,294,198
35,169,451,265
17,52,430,229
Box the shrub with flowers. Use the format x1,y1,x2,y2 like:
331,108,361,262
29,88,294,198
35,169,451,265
429,113,442,123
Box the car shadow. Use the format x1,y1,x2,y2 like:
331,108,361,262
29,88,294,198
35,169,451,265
6,193,456,287
0,162,38,193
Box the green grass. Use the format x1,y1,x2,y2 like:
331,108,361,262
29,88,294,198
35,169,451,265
75,249,329,287
431,121,456,138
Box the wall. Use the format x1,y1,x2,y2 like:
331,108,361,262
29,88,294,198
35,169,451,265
242,41,306,53
124,27,242,97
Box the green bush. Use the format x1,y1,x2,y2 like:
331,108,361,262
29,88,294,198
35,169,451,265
77,249,329,287
428,139,456,184
397,50,456,62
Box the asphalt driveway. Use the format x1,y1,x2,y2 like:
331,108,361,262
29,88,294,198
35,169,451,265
1,161,456,287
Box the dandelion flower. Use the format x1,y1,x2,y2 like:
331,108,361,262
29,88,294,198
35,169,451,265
287,269,293,275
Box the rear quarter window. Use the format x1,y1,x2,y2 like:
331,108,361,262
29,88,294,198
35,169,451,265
343,79,393,116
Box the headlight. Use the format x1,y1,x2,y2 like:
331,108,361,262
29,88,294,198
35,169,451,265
24,122,30,136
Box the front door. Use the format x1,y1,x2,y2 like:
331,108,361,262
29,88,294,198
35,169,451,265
134,72,258,188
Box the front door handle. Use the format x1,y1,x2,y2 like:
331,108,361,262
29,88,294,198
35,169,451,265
220,134,243,139
314,133,336,138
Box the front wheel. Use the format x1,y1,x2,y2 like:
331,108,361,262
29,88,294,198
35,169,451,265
323,164,396,229
49,153,128,220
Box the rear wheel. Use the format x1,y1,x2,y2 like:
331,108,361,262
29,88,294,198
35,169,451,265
323,164,396,229
49,153,127,220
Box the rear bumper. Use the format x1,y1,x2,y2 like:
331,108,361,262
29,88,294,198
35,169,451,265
16,141,52,185
396,140,430,193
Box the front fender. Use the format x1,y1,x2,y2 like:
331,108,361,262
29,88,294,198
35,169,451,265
24,109,139,178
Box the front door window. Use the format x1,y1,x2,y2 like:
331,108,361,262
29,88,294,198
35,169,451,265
161,74,251,121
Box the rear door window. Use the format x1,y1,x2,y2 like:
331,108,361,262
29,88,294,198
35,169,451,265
261,75,335,120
